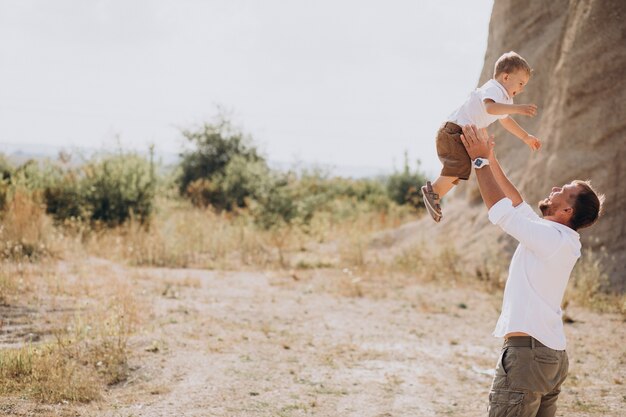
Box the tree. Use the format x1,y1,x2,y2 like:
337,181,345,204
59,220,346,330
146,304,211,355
178,117,264,203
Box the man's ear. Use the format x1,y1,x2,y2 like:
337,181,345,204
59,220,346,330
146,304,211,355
503,73,510,82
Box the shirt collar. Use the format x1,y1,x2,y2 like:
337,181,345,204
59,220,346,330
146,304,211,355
492,79,511,100
544,219,580,240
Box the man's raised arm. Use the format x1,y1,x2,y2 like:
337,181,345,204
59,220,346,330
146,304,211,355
459,125,506,210
460,124,562,257
485,143,523,207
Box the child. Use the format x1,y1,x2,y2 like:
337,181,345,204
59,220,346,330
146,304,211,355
422,51,541,222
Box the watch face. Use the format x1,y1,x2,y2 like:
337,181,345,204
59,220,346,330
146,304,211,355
475,159,483,167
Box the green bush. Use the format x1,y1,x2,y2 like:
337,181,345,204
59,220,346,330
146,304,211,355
219,155,273,210
386,152,426,208
0,154,13,212
3,151,157,227
81,152,156,226
43,171,85,221
251,174,298,230
184,178,222,209
0,180,8,214
176,117,424,227
178,117,264,202
0,154,13,180
10,160,61,191
251,171,393,231
184,155,274,211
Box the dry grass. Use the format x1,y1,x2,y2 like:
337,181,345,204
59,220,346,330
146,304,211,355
0,343,100,403
0,189,622,313
0,188,86,265
85,199,277,269
564,248,626,314
0,304,133,403
0,271,17,305
86,198,415,271
393,243,465,284
0,188,55,260
0,190,141,404
390,242,625,315
0,307,135,403
376,242,503,295
0,262,39,307
83,196,619,314
0,259,141,404
0,188,623,407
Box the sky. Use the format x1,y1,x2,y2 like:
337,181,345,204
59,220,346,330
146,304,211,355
0,0,493,177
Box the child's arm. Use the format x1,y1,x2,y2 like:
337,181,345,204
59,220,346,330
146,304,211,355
484,100,537,117
499,117,542,151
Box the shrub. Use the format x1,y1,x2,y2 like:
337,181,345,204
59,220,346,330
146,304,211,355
4,150,157,227
185,178,223,209
251,174,298,230
386,152,426,208
10,159,61,190
219,155,273,209
178,117,264,200
81,152,156,226
0,154,13,208
43,170,86,221
0,179,9,213
251,171,394,231
0,154,12,175
184,154,275,211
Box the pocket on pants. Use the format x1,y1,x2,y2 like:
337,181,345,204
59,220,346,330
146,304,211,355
488,389,524,417
530,348,562,391
533,347,559,364
499,347,510,374
496,347,515,376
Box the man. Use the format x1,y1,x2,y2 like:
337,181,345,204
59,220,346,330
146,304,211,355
459,125,604,417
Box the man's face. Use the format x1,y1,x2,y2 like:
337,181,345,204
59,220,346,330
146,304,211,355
539,182,580,217
501,70,530,98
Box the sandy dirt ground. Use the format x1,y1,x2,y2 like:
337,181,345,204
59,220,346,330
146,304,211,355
1,260,624,416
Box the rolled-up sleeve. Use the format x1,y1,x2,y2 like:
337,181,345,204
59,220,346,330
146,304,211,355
488,198,562,258
488,198,515,224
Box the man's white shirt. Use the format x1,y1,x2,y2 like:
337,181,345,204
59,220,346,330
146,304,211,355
488,198,581,350
448,79,513,128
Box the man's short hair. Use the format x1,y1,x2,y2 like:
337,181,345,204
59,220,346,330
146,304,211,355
494,51,532,78
570,180,605,230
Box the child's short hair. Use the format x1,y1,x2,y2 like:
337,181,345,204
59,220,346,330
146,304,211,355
494,51,532,77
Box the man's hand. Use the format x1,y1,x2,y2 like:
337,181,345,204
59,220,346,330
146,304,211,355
523,134,542,151
515,104,538,117
460,125,493,160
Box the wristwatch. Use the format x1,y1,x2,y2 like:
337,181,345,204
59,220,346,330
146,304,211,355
472,158,490,169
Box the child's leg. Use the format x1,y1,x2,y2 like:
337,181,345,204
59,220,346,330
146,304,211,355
431,176,458,199
422,176,455,223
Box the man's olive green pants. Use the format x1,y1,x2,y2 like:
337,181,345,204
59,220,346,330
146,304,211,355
488,336,569,417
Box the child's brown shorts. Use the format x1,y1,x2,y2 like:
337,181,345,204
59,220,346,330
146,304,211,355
436,122,471,182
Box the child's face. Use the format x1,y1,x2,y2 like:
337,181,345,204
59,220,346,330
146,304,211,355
500,70,530,98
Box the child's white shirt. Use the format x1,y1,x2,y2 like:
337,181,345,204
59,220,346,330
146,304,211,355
448,79,513,128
